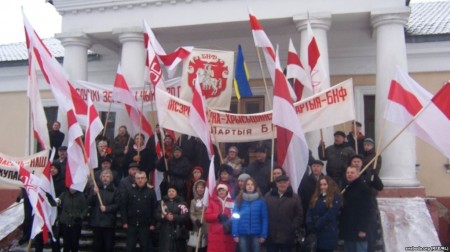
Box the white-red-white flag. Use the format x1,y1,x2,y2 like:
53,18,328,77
152,169,165,201
27,53,50,150
23,12,88,124
306,21,329,94
143,21,193,78
39,148,57,226
189,74,214,158
202,155,216,207
112,65,153,144
416,82,450,159
84,96,104,169
16,161,54,243
248,9,297,101
273,47,309,191
286,38,312,101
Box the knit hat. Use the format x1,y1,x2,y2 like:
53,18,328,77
228,146,238,153
216,183,229,192
192,166,204,174
363,138,375,146
238,173,250,181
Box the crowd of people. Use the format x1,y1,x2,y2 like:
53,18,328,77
18,121,384,252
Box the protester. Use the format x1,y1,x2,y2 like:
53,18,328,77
264,175,303,252
58,187,88,252
124,133,156,177
96,140,113,169
318,131,355,188
232,178,268,252
118,163,140,198
158,146,192,199
49,121,65,157
186,166,204,204
339,166,372,252
88,170,121,252
347,121,365,155
54,146,68,177
156,185,190,252
94,157,120,187
121,171,157,252
298,160,325,225
204,183,235,252
112,125,134,178
189,180,208,252
306,176,342,252
233,173,250,199
216,164,235,195
246,146,272,195
268,165,286,193
223,145,243,179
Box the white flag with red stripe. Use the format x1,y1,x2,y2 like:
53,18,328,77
286,38,312,101
16,161,54,242
23,12,88,124
143,21,193,78
273,47,309,191
39,148,57,225
202,155,216,207
189,74,214,158
248,9,297,101
27,53,50,150
84,96,104,169
385,67,450,158
152,169,165,201
306,21,329,94
112,65,153,144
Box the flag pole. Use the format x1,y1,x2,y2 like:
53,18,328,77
136,83,148,163
195,206,206,252
372,104,388,181
102,101,112,137
353,121,358,154
342,100,433,194
80,140,104,206
208,109,223,163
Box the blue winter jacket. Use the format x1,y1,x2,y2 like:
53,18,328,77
306,194,341,250
231,195,268,238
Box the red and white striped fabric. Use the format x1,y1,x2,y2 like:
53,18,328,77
189,75,214,158
152,169,165,201
286,38,312,101
273,48,309,191
84,97,104,169
385,67,450,158
143,21,193,78
248,9,297,101
23,12,88,125
27,54,50,150
112,65,153,144
202,156,216,207
16,161,54,243
39,149,57,226
23,13,89,191
306,21,329,94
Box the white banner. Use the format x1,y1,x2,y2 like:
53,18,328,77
0,150,50,189
158,79,355,143
73,78,181,112
181,48,235,110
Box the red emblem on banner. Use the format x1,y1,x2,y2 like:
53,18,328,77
187,54,229,98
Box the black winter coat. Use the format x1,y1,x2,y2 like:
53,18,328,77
88,183,121,228
158,156,192,196
59,190,88,227
298,172,324,222
121,184,157,227
339,177,372,241
264,186,303,245
318,143,355,180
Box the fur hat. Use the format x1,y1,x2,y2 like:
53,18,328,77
228,146,238,153
216,183,229,192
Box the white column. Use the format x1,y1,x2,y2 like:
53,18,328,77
113,27,147,135
371,8,419,187
55,33,92,145
293,13,334,158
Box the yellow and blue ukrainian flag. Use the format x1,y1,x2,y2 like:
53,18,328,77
233,45,253,100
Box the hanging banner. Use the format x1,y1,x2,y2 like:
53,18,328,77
0,149,50,189
180,48,235,111
73,78,181,112
158,79,355,143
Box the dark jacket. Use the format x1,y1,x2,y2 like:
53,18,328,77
306,194,341,250
113,134,134,170
59,190,88,226
318,143,355,180
298,172,324,222
264,186,303,245
363,148,382,177
49,130,65,150
124,146,156,175
339,177,372,241
246,159,272,195
88,183,121,228
232,193,268,238
155,195,190,252
52,172,66,198
347,132,365,155
159,155,192,196
121,184,157,227
94,169,120,187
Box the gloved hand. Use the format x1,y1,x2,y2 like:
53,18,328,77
218,214,229,223
195,219,203,228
